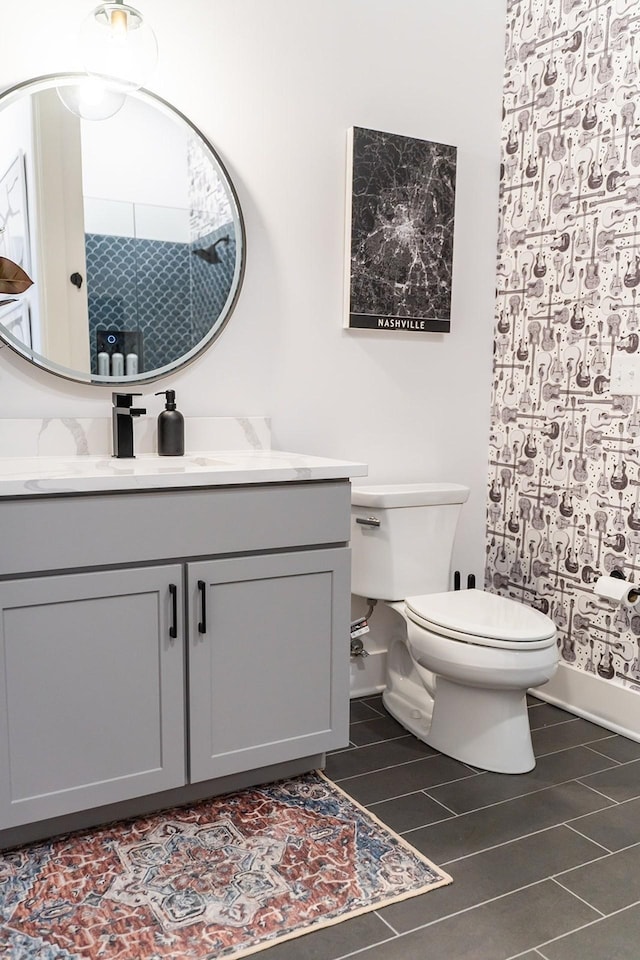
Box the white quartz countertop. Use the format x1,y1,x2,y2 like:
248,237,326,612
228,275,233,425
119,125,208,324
0,449,368,497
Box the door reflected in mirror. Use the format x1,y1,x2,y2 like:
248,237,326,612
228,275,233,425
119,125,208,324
0,75,245,384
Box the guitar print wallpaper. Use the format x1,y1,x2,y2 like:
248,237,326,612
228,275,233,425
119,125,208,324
487,0,640,692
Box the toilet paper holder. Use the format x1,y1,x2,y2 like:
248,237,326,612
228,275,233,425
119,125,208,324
595,569,640,606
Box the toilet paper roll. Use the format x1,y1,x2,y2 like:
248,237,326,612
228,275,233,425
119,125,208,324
594,575,640,606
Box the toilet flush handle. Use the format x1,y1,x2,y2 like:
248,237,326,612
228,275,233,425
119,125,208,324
356,516,381,527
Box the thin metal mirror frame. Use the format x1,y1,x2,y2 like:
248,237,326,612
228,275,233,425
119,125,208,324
0,73,246,385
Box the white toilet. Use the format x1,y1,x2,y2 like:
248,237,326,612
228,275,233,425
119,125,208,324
351,483,558,774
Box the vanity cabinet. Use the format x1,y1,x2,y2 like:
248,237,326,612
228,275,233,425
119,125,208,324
0,567,186,828
0,480,351,837
188,549,349,782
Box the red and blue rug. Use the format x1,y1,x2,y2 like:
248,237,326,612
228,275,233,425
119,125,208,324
0,771,451,959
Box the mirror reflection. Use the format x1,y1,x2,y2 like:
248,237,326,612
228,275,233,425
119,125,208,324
0,75,245,384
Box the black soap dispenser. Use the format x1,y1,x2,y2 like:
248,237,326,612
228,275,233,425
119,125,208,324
155,390,184,456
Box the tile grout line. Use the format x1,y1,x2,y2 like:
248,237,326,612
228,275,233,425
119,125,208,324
350,734,415,748
582,742,639,762
360,698,385,715
563,822,613,853
333,734,417,756
337,749,630,821
562,831,640,860
419,789,459,817
373,910,399,936
367,784,462,810
335,767,479,799
401,776,611,830
337,876,597,949
342,873,633,960
437,819,608,867
582,743,634,763
532,738,621,761
336,736,624,792
532,896,640,954
574,778,623,804
334,932,398,960
549,876,606,917
505,949,548,960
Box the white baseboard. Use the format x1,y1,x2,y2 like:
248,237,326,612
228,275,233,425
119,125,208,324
531,662,640,743
350,649,386,698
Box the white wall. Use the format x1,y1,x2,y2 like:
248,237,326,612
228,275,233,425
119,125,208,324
81,97,189,209
0,0,506,578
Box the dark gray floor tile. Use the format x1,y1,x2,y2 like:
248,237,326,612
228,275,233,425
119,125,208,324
335,754,476,806
350,714,408,746
585,736,640,763
324,736,437,782
527,703,576,730
579,758,640,802
367,791,454,834
409,781,615,864
541,902,640,960
568,797,640,852
380,825,606,933
352,881,598,960
362,694,385,713
259,911,391,960
527,694,543,705
556,843,640,915
350,699,383,723
531,719,614,756
428,746,619,815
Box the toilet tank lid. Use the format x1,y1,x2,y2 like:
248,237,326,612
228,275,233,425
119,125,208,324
351,483,470,508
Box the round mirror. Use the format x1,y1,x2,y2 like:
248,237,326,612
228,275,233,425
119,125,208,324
0,74,245,384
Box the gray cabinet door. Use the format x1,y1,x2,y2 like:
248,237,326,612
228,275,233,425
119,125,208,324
188,548,350,782
0,566,186,829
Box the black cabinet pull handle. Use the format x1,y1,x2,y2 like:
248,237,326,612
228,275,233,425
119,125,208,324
198,580,207,633
169,583,178,639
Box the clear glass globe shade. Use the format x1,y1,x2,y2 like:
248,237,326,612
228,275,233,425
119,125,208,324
57,78,127,121
80,2,158,92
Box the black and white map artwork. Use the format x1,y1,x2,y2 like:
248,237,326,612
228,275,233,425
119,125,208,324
345,126,457,333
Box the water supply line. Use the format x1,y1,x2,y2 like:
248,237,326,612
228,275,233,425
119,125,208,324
350,599,377,658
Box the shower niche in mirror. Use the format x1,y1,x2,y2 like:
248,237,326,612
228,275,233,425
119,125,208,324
0,75,245,384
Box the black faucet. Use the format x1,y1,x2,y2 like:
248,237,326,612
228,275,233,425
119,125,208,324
112,392,146,458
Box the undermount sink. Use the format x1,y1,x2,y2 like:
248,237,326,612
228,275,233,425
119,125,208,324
0,452,230,477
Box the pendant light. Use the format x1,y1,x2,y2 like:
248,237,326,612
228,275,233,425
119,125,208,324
57,77,127,121
80,0,158,92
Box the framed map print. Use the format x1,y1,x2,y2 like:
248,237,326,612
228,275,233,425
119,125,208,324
345,126,456,333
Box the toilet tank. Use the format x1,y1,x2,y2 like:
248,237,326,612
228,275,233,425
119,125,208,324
351,483,470,601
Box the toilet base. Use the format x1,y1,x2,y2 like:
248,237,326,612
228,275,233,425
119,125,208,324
381,616,541,775
382,687,434,743
426,677,535,774
383,662,536,775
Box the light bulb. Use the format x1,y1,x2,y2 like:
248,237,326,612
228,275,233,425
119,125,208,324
80,1,158,92
57,77,127,121
110,6,128,38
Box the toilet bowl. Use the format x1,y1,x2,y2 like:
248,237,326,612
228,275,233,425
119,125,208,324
351,483,558,774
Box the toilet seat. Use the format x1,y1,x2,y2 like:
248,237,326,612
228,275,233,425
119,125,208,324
405,589,556,651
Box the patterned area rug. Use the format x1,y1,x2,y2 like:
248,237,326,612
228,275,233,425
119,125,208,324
0,771,451,959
